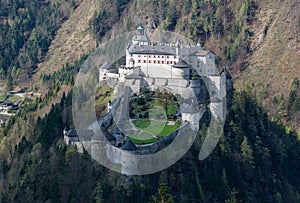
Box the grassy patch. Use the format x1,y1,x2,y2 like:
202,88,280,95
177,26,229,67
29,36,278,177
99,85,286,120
0,95,6,101
167,104,178,116
132,119,151,128
132,119,180,137
158,123,180,137
127,131,157,145
133,119,166,135
128,119,180,145
8,95,21,102
95,85,113,117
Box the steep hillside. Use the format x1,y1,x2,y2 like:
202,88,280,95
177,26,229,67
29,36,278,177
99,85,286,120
33,0,97,89
2,89,300,202
235,0,300,121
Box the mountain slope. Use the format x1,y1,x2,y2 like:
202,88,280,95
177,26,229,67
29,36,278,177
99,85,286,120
235,0,300,120
32,0,97,88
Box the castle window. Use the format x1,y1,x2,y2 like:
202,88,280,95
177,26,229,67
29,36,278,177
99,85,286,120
143,60,146,63
144,55,147,57
158,61,160,64
149,60,151,63
153,55,156,58
174,56,177,58
138,55,141,57
154,61,156,63
138,60,141,63
167,56,169,58
162,61,164,64
167,61,169,64
149,55,151,58
162,56,164,58
157,55,160,58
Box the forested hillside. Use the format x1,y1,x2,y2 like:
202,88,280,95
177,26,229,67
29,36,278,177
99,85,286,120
0,0,300,202
1,88,300,202
0,0,83,88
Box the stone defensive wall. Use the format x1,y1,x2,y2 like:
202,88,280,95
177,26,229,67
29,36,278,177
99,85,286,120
104,122,192,175
97,106,190,155
134,122,190,155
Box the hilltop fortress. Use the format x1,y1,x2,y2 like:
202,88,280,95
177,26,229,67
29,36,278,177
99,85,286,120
67,26,232,175
99,26,232,122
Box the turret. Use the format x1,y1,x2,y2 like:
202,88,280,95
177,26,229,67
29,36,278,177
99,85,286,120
63,127,68,136
137,25,144,35
132,25,149,45
220,67,233,92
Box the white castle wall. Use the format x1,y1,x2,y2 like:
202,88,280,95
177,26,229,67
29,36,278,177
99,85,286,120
182,109,205,131
209,101,226,121
125,79,143,94
102,123,190,175
106,73,119,78
207,75,226,99
154,78,167,86
149,64,172,78
189,55,206,75
126,51,179,79
167,78,189,87
206,53,216,76
99,69,107,81
189,53,216,76
171,67,190,79
119,67,134,77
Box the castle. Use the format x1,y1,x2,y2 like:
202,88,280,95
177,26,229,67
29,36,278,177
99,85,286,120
99,26,231,124
66,26,232,175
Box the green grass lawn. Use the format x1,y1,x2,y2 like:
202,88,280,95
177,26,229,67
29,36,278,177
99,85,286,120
127,131,157,145
132,119,166,135
132,119,151,128
167,104,178,116
8,95,21,102
95,85,113,106
158,123,180,137
129,119,180,145
0,95,6,101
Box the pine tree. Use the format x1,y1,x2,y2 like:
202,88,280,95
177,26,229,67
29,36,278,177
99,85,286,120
225,188,241,203
240,136,254,166
152,182,175,203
